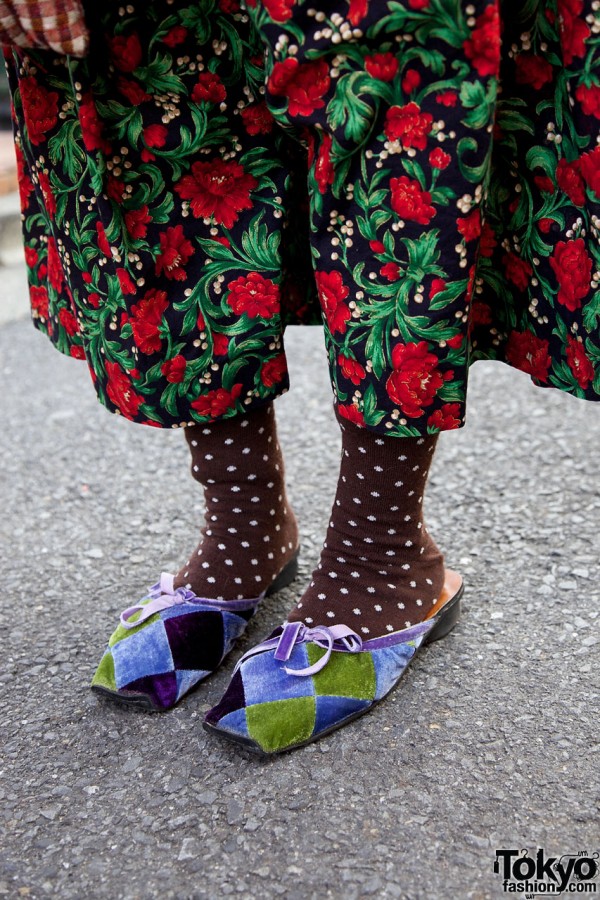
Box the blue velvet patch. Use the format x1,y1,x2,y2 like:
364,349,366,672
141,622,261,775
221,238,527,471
221,611,251,647
372,644,416,701
176,668,211,699
217,707,250,739
111,621,174,687
241,647,315,706
314,695,370,735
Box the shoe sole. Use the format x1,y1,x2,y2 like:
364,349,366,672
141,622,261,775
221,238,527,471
202,580,464,756
91,546,302,712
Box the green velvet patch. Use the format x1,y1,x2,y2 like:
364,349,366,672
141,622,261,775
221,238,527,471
308,646,376,700
246,696,316,752
91,650,116,690
108,613,159,648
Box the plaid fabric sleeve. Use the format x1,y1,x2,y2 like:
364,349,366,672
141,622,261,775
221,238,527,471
0,0,89,57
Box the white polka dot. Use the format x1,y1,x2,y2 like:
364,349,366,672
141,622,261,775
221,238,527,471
368,588,376,594
370,491,380,497
353,608,361,615
374,465,383,472
328,572,338,578
318,593,326,600
410,580,417,587
231,486,240,492
397,602,405,609
234,577,242,584
351,571,360,578
374,603,382,610
339,587,348,594
202,562,210,569
241,541,250,548
228,527,237,534
326,611,335,618
361,626,370,634
386,625,394,632
225,559,233,566
224,438,233,444
207,576,215,583
227,465,237,472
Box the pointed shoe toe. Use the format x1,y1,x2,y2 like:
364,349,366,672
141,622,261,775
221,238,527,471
203,569,463,754
91,548,300,712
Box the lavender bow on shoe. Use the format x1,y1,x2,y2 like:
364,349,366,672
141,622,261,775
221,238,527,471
203,570,463,755
91,550,299,711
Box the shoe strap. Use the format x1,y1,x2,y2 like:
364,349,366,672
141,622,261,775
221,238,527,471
119,572,264,630
234,618,436,678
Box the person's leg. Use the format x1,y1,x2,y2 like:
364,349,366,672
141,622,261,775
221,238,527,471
173,401,299,600
288,406,444,634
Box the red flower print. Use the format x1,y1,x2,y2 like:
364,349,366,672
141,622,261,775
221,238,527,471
337,403,366,426
141,124,168,162
348,0,368,25
402,69,421,93
315,134,335,194
240,103,274,135
386,341,451,418
565,336,594,389
106,362,144,418
470,300,493,326
192,72,227,104
338,354,366,385
59,308,80,337
175,159,257,229
79,94,111,153
436,91,458,107
24,246,38,268
580,146,600,196
549,238,592,311
191,383,243,419
161,355,187,383
20,77,58,146
268,58,299,95
125,205,152,240
575,83,600,119
261,353,288,387
515,54,554,90
269,59,330,117
107,176,126,204
457,208,482,242
15,144,33,209
130,289,169,354
38,171,56,217
226,273,280,318
427,403,462,430
390,176,436,225
315,271,351,334
380,262,400,281
557,0,590,65
118,78,151,106
211,332,229,356
505,331,551,382
503,251,533,291
163,26,189,47
408,0,430,8
30,285,49,319
463,4,501,78
47,239,64,293
262,0,295,21
70,345,86,360
156,225,194,281
429,148,451,170
479,221,497,257
365,53,398,82
117,269,137,295
556,158,585,206
384,102,433,150
109,33,143,73
429,278,446,298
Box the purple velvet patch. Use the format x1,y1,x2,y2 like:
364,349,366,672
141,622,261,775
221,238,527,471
164,610,225,671
125,672,178,709
204,668,245,724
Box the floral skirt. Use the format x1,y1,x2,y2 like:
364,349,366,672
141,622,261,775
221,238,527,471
4,0,600,435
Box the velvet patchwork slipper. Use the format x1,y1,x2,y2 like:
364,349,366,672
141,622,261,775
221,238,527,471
203,569,463,755
91,546,300,711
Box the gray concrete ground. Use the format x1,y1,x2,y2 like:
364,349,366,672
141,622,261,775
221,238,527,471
1,263,599,900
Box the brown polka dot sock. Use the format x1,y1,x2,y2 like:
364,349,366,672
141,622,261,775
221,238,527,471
288,406,445,637
173,402,300,600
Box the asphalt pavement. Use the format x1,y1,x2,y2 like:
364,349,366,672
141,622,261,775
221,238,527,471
1,263,599,899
